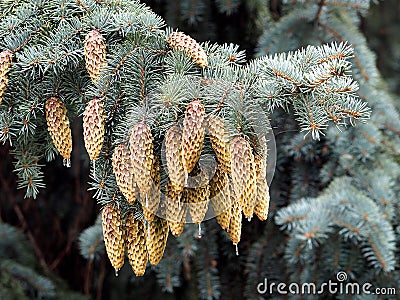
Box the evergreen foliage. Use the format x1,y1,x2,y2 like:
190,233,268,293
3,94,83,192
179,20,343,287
0,0,399,299
0,223,88,300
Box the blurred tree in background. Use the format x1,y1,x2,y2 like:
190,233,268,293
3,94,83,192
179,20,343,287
0,0,399,299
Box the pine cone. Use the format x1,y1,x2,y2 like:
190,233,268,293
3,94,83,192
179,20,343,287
254,172,270,221
146,217,169,266
166,181,188,237
165,180,186,222
254,137,270,221
142,156,160,222
167,31,208,67
125,213,148,276
102,204,125,273
181,100,206,176
83,98,105,161
186,170,210,224
209,165,229,200
112,144,138,204
210,167,231,231
84,29,107,81
227,182,242,245
215,206,231,232
129,122,154,198
229,136,256,220
168,220,185,237
45,97,72,166
165,125,185,191
207,115,231,176
0,49,13,105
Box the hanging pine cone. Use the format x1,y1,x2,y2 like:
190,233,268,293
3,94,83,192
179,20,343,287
207,115,231,176
146,217,169,266
227,182,242,245
168,220,185,237
142,156,160,222
229,136,256,220
165,125,185,192
185,169,210,224
215,203,231,232
84,29,107,81
83,98,105,161
165,180,187,237
209,165,229,200
254,137,270,221
167,31,208,68
254,158,270,221
102,204,125,274
0,49,13,105
210,167,231,231
166,180,188,236
125,213,148,276
129,122,154,198
45,97,72,167
112,144,137,204
181,100,206,177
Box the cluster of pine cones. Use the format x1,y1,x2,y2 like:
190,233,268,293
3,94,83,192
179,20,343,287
42,29,108,167
107,98,270,275
7,28,270,276
44,95,104,168
102,204,168,276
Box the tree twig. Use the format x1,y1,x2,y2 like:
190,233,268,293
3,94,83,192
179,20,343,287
96,258,106,300
13,204,50,274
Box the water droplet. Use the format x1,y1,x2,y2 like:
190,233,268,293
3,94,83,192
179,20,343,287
198,223,202,238
247,216,252,222
63,158,71,168
115,269,119,277
234,244,239,256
